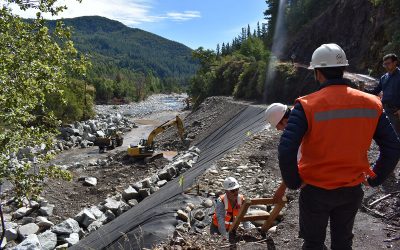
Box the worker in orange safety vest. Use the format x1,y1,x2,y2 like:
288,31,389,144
211,177,253,239
278,43,400,249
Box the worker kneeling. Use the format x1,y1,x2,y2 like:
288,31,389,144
211,177,253,239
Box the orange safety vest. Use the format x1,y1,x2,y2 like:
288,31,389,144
296,85,380,190
212,194,244,230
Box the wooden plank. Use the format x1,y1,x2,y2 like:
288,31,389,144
229,199,251,232
242,215,270,221
249,198,277,205
261,200,286,232
228,196,287,233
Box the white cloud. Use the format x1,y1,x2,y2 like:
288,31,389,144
2,0,200,25
166,11,201,21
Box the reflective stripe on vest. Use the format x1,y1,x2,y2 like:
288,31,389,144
297,85,380,189
315,108,378,121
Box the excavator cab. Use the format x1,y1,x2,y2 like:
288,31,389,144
127,116,184,158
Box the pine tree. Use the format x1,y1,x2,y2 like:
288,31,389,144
241,27,247,42
264,0,279,46
232,38,236,51
261,23,267,38
226,42,231,54
216,43,220,57
247,24,251,38
257,21,261,37
221,42,226,55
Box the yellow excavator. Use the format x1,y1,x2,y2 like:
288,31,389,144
127,116,185,158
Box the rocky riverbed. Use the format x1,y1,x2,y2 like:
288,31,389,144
0,94,191,249
1,95,399,249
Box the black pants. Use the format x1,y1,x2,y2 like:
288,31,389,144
299,184,363,250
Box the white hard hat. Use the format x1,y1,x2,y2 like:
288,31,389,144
223,177,240,190
309,43,349,69
265,103,288,127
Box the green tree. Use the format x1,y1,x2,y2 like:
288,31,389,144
257,21,261,37
0,0,87,202
247,24,252,38
264,0,279,47
192,47,217,73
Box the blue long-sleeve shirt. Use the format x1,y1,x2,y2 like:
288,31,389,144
367,67,400,108
278,86,400,189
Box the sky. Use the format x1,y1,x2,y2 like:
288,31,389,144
5,0,267,50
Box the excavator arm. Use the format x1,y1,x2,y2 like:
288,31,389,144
146,116,184,146
128,116,185,158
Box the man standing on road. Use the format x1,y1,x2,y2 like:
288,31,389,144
278,43,400,250
365,54,400,135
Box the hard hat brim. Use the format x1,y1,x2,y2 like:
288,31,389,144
309,63,349,70
225,183,240,190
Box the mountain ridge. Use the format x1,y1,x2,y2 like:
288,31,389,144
47,15,198,80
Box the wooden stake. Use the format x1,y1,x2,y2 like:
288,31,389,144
229,198,251,232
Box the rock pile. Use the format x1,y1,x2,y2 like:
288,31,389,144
12,112,135,172
56,112,135,152
4,147,200,249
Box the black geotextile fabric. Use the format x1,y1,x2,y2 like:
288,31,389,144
71,105,266,250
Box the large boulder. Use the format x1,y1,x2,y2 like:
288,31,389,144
59,233,80,246
158,170,172,181
5,228,18,241
13,234,41,250
167,166,177,177
51,218,80,235
89,206,104,219
87,221,103,233
36,216,54,230
38,230,57,250
138,188,150,199
173,160,192,171
116,201,131,216
103,198,120,213
141,179,152,188
122,186,139,201
39,204,55,217
13,207,33,219
74,209,96,228
132,182,143,191
18,223,39,239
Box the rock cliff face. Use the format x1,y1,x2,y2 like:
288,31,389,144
284,0,393,74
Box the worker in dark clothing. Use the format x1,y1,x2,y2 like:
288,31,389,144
365,54,400,134
278,43,400,250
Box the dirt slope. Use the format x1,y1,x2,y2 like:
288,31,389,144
155,98,399,250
